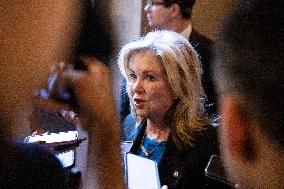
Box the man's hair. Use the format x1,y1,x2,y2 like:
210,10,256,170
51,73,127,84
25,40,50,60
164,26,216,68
163,0,196,19
118,30,209,149
74,0,115,67
213,0,284,149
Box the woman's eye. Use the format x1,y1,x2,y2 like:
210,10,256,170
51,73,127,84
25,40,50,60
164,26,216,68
146,74,156,81
129,73,137,80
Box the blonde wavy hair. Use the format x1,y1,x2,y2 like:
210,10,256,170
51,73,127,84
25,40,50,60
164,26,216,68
118,30,209,149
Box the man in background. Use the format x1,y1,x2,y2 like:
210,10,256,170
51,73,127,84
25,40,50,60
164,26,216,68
213,0,284,188
120,0,216,128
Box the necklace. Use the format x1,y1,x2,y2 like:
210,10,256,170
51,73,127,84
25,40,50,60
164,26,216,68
140,134,160,157
140,129,168,157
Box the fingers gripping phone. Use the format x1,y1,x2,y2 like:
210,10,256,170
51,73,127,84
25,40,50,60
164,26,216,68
205,155,235,187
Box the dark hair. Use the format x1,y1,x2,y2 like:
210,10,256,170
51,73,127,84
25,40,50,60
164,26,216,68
213,0,284,148
163,0,196,19
74,0,115,69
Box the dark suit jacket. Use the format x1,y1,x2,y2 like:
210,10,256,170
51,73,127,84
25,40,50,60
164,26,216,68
189,30,217,118
119,29,217,122
128,120,231,189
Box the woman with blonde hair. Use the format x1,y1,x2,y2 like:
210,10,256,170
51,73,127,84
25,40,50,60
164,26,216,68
118,30,227,188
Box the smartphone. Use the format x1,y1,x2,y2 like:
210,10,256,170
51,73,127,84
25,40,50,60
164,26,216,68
205,155,235,187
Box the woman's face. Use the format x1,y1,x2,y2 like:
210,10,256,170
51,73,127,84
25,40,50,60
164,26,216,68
128,51,175,120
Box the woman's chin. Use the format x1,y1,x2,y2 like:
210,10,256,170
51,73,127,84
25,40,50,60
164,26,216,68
135,110,147,118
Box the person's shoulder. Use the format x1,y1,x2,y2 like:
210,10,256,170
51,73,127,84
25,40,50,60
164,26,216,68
173,124,218,157
189,29,214,62
187,124,219,156
0,141,67,189
190,29,214,46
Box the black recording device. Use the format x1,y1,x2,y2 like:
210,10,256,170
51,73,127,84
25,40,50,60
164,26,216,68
205,155,235,187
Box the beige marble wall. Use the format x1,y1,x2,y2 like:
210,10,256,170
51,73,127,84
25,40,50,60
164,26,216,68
193,0,237,40
111,0,142,47
109,0,143,106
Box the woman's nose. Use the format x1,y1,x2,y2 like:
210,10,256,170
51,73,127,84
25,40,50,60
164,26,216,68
132,79,144,94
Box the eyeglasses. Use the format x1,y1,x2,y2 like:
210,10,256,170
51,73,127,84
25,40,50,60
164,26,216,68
146,0,166,7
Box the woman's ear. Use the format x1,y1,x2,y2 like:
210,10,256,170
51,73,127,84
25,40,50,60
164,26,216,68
169,4,181,18
220,96,256,162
